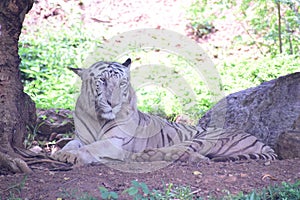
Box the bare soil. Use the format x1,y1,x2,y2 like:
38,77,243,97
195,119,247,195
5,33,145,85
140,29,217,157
1,0,299,199
0,159,299,199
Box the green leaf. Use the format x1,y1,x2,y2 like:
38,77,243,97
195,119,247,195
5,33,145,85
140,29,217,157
110,192,119,199
131,180,140,188
127,187,139,196
140,182,150,194
101,192,109,199
249,191,256,200
99,187,109,199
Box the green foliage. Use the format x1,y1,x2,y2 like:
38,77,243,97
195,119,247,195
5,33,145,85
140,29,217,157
99,180,195,200
262,181,300,200
123,180,152,200
98,180,300,200
99,187,119,199
0,175,27,200
186,0,300,55
60,188,98,200
121,180,194,200
19,25,97,109
2,179,300,200
23,122,44,149
218,54,299,94
153,183,194,200
129,52,215,121
238,0,300,55
221,180,300,200
186,0,219,37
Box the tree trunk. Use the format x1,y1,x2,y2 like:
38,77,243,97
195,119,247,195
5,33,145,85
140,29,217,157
0,0,35,173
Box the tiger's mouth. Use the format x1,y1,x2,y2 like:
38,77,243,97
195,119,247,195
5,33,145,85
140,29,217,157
98,104,122,120
101,111,116,120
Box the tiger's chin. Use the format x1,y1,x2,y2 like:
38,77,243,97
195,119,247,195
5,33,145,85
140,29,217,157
101,111,116,120
99,104,122,120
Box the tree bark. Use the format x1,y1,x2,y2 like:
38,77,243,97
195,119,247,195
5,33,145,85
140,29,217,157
276,2,283,54
0,0,35,173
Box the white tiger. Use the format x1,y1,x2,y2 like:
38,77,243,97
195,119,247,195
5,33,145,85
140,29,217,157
52,59,277,165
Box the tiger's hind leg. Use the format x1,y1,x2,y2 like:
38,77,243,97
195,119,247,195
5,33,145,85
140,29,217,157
193,128,278,162
130,141,209,163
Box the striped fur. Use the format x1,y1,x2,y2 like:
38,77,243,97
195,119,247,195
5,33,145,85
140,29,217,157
52,59,277,165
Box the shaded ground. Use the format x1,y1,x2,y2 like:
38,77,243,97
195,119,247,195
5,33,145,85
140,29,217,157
1,159,299,199
1,0,299,199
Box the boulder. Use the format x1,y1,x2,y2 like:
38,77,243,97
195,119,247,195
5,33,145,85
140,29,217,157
35,108,74,140
276,130,300,159
275,115,300,159
198,72,300,156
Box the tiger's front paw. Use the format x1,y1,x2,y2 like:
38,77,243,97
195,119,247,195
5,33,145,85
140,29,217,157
52,148,98,166
51,150,84,165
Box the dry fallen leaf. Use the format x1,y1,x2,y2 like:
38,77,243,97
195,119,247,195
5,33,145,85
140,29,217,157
261,174,278,181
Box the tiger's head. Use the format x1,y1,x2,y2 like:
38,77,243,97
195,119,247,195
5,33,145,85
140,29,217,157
70,58,136,120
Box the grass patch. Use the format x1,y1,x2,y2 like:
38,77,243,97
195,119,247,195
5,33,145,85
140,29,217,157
19,25,98,109
218,54,299,94
221,180,300,200
0,175,27,200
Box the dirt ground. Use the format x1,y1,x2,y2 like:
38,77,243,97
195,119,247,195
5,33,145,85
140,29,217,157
0,159,299,199
1,0,299,199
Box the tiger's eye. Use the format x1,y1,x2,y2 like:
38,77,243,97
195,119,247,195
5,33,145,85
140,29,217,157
100,78,106,83
120,82,127,87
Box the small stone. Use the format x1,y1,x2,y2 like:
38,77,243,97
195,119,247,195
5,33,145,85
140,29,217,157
264,161,271,166
29,145,43,154
193,170,202,176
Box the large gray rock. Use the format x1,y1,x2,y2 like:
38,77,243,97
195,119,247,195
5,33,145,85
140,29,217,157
198,72,300,152
275,116,300,159
36,109,74,140
276,130,300,159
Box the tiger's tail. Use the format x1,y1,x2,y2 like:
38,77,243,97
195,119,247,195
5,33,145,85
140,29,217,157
210,146,277,162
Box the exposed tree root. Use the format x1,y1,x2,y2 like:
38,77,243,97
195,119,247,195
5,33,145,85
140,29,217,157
25,158,70,165
0,148,74,174
0,152,32,174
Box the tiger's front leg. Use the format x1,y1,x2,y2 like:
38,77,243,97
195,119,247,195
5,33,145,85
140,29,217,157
130,141,209,163
51,148,97,165
51,139,98,165
51,138,128,165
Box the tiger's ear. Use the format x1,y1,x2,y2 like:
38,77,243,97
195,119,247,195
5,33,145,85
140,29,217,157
122,58,131,68
68,67,84,77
